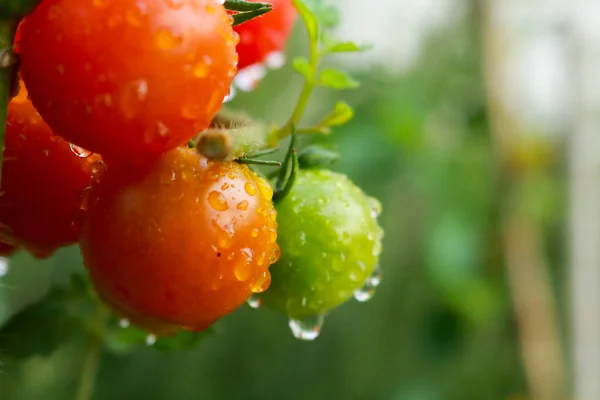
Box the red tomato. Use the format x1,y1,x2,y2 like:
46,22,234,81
80,147,279,331
233,0,297,70
1,82,100,259
19,0,238,168
0,243,17,257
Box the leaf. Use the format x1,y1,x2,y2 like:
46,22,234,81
292,0,319,43
292,57,311,79
232,6,272,26
319,101,355,127
224,0,272,11
318,69,360,89
298,146,340,169
325,41,371,54
0,277,89,359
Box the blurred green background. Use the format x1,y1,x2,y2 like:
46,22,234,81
0,2,567,399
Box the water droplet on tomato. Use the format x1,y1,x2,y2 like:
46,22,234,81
246,295,262,309
156,121,170,137
119,319,130,328
245,182,257,196
155,28,183,50
234,261,252,282
251,270,271,293
70,143,92,158
193,57,212,78
237,200,249,211
208,191,229,211
368,197,382,218
256,178,273,200
289,315,325,341
353,266,382,303
205,3,216,13
222,86,236,103
251,228,259,238
126,4,146,27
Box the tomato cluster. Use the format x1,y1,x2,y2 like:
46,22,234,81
3,0,383,338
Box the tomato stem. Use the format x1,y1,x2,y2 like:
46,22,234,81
75,301,109,400
0,20,17,194
275,5,320,140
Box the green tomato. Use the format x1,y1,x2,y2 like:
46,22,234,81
261,169,384,319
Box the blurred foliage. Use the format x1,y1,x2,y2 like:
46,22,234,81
0,3,568,399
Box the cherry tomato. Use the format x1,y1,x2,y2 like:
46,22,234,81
261,169,383,319
80,147,279,331
1,82,100,259
19,0,238,167
233,0,297,70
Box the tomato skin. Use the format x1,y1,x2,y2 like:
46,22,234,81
1,83,100,259
233,0,297,70
19,0,238,167
80,147,279,331
261,169,383,319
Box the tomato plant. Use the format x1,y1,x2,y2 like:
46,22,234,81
18,0,238,167
80,147,279,331
1,82,99,258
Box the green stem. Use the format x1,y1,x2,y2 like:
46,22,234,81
0,19,17,193
75,303,109,400
275,15,320,140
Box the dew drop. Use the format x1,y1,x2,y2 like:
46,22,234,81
265,52,286,69
256,177,273,200
70,143,93,158
246,294,262,309
155,28,183,50
237,200,249,211
222,86,236,104
234,261,251,281
119,318,130,328
251,228,259,238
289,314,325,341
126,5,146,27
145,334,157,346
368,197,382,218
208,191,229,211
251,270,271,293
0,257,9,277
193,59,211,78
245,182,257,197
353,267,382,303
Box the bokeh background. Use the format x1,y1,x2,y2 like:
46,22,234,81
1,0,596,399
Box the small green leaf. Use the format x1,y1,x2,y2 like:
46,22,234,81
325,41,371,54
292,57,311,79
319,101,355,127
232,6,272,26
318,69,360,89
224,0,272,11
292,0,319,43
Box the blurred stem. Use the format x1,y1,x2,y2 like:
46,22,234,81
75,302,109,400
481,1,565,399
275,7,320,140
0,20,17,193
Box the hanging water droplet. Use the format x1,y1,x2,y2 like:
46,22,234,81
246,295,262,309
145,334,157,346
353,267,382,303
70,143,92,158
118,318,130,328
222,85,236,103
368,197,382,218
0,257,9,277
288,314,325,341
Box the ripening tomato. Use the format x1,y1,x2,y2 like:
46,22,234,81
1,82,100,259
261,169,384,319
19,0,238,167
233,0,297,70
80,147,279,332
